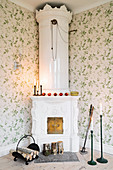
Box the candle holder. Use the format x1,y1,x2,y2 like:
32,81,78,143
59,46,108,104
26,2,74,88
40,85,42,96
33,85,36,96
37,90,39,96
96,115,108,164
88,130,97,165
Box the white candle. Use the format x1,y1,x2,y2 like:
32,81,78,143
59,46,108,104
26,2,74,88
34,79,36,86
100,103,102,115
37,80,38,91
91,117,93,131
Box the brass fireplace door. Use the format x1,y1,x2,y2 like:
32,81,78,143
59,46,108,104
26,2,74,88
47,117,63,134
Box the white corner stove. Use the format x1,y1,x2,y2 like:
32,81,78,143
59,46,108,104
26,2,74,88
30,4,80,152
30,96,80,152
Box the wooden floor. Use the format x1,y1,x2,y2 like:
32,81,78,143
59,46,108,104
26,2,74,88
0,149,113,170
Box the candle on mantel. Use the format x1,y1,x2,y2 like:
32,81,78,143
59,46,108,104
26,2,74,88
91,117,93,131
34,79,36,86
100,103,102,116
34,79,36,96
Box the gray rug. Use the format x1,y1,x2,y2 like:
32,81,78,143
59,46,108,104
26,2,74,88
34,152,79,163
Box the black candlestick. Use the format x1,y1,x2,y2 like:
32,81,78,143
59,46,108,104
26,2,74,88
88,130,97,165
34,85,36,96
96,115,108,163
40,85,42,95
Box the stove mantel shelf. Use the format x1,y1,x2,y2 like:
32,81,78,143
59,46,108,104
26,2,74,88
30,95,80,101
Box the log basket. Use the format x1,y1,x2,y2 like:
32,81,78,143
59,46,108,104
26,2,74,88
12,135,40,165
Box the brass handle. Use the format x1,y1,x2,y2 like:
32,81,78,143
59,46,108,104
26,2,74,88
52,124,60,127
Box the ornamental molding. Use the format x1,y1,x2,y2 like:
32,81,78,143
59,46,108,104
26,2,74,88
38,4,70,13
36,4,72,23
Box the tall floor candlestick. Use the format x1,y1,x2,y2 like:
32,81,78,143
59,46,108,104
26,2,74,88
88,130,97,165
96,115,108,163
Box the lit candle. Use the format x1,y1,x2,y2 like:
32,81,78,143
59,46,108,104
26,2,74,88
100,103,102,116
37,80,38,91
91,117,93,131
34,79,36,86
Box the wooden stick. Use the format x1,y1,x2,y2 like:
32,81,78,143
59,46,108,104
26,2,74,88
88,106,94,129
81,105,94,153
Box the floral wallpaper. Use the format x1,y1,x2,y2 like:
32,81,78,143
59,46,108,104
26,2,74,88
0,0,39,146
0,0,113,151
69,1,113,146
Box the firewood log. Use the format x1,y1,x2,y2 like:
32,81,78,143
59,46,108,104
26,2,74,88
57,141,64,154
22,147,39,156
18,147,39,156
10,149,30,160
10,149,15,154
18,147,34,156
33,154,36,159
29,154,32,161
22,153,30,161
36,151,39,156
51,142,57,154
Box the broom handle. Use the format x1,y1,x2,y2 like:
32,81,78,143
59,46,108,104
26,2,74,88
82,106,94,150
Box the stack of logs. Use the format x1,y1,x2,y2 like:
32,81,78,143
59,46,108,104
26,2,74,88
43,141,64,156
10,147,39,161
